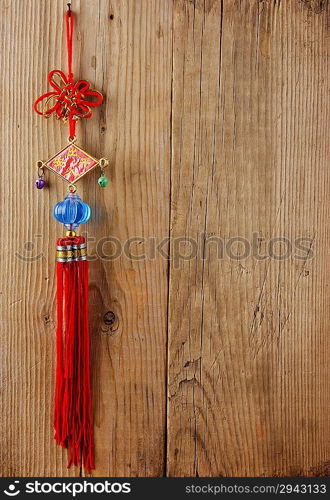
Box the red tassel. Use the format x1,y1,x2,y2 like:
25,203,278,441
54,236,94,471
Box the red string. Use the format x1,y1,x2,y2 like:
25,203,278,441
66,9,74,82
54,263,64,444
66,8,75,138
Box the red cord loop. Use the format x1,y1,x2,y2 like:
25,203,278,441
34,8,103,139
66,10,74,82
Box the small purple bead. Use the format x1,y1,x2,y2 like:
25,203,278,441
35,178,46,189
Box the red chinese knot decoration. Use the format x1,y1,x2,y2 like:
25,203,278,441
33,4,109,472
34,69,103,138
34,9,103,139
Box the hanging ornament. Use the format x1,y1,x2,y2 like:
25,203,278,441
33,3,109,472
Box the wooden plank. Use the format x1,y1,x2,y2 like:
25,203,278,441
0,0,172,476
82,0,172,477
167,0,329,477
0,0,79,477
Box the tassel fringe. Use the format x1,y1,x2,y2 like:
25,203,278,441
54,236,94,471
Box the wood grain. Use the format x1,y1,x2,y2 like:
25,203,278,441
167,0,329,477
0,0,171,476
0,0,329,478
83,0,172,477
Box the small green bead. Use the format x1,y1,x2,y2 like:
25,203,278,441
98,175,109,187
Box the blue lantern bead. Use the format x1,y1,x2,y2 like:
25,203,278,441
53,192,91,230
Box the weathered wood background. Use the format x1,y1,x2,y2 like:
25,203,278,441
0,0,329,477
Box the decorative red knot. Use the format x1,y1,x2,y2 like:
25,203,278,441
34,69,103,124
